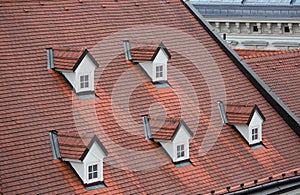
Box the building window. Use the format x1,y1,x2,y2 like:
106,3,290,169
88,164,98,180
284,26,290,33
253,25,258,32
177,144,185,158
251,128,258,141
80,74,89,89
156,65,163,78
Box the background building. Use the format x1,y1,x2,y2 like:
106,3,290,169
191,0,300,49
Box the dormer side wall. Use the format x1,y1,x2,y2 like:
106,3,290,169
139,61,153,80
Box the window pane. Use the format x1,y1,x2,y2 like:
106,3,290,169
93,165,97,171
88,173,93,179
93,172,97,178
88,166,92,172
156,65,163,78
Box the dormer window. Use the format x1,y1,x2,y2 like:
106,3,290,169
88,163,99,182
218,101,265,146
124,41,171,84
251,127,258,141
176,144,185,159
80,74,89,89
156,65,163,79
142,116,194,163
46,47,99,95
49,132,108,187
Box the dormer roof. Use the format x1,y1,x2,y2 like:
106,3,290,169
131,42,171,61
57,133,108,161
52,47,99,71
223,103,265,125
150,118,193,141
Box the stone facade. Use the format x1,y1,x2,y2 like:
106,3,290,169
192,0,300,49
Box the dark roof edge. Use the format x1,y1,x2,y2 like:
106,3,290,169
225,175,300,195
247,104,266,125
183,0,300,136
171,119,194,141
73,49,99,71
151,42,172,61
80,135,108,161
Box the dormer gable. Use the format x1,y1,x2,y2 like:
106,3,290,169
218,101,266,146
47,47,99,94
49,132,108,186
124,41,171,83
142,116,194,163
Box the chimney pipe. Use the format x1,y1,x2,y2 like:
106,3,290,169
49,130,61,159
142,115,151,140
46,48,54,69
123,40,132,60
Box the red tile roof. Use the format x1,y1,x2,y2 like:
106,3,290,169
53,47,86,70
225,104,254,124
234,48,286,59
131,42,171,61
150,117,180,140
242,48,300,120
58,133,88,159
131,46,158,61
0,0,300,194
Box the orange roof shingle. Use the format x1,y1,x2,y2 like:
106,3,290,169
0,0,299,194
151,117,180,140
243,48,300,120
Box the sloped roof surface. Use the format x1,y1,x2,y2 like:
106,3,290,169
150,117,180,140
226,104,254,124
58,133,88,159
234,48,286,59
131,46,158,61
53,47,86,70
243,48,300,120
0,0,300,195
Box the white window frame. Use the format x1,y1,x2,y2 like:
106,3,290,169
87,163,99,183
251,127,258,141
79,74,90,89
155,65,163,79
176,143,185,160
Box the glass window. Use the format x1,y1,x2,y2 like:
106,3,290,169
177,144,185,158
80,74,89,89
156,65,163,78
252,128,258,141
284,26,290,33
253,25,258,32
88,164,98,180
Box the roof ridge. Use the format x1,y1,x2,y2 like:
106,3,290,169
52,46,86,52
242,48,300,59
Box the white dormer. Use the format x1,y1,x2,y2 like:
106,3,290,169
67,136,108,184
50,133,108,185
125,41,171,83
47,47,99,94
218,101,265,146
142,116,194,163
248,108,264,145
